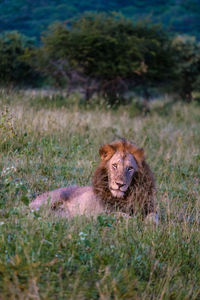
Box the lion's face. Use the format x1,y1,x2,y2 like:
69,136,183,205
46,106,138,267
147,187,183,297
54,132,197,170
98,140,145,199
107,151,138,198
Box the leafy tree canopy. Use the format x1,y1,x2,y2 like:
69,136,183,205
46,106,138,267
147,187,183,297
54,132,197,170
172,35,200,101
0,31,38,85
34,14,175,104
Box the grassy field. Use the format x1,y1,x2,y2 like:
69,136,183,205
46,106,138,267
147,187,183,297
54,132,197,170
0,89,200,299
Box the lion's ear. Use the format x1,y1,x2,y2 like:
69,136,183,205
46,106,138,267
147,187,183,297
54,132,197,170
99,144,115,161
133,148,145,167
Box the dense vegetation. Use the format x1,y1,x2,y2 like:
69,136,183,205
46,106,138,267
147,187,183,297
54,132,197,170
0,31,38,86
1,14,200,105
33,15,175,105
1,0,200,40
0,90,199,298
1,2,199,298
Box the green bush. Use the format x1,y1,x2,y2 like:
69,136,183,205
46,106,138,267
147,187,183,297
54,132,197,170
0,31,38,86
35,13,174,105
172,35,200,102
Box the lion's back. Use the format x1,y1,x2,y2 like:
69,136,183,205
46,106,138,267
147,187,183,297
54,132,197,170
29,185,105,217
29,185,79,210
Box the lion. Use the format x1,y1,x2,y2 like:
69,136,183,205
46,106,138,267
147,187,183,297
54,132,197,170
30,139,158,223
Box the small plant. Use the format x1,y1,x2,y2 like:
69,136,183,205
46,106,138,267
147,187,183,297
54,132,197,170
0,107,17,140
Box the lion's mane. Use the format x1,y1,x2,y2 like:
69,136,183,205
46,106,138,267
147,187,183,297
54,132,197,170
92,142,156,217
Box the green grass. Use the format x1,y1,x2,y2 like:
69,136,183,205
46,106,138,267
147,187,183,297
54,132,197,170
0,90,200,299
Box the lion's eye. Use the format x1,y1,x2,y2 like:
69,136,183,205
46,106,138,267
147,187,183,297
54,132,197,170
112,163,117,169
127,166,134,172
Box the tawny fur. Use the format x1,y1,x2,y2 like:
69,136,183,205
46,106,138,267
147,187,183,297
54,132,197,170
30,139,156,219
92,139,155,216
92,160,155,216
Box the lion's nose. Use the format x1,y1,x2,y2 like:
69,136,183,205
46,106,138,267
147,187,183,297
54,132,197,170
116,182,126,188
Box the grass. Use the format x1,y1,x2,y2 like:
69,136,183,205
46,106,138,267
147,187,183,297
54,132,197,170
0,89,200,299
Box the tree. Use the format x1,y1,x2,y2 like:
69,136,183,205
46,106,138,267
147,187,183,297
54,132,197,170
30,23,72,88
0,31,38,86
67,14,145,103
35,13,175,105
129,23,175,110
172,35,200,102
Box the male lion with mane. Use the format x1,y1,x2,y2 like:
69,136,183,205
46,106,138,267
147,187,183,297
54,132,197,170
30,139,158,223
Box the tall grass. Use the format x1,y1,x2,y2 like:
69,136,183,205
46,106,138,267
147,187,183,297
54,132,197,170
0,90,200,299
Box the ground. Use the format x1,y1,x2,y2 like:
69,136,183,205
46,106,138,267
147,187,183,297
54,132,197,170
0,90,200,299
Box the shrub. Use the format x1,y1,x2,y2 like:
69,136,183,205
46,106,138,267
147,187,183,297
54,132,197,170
0,31,38,86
